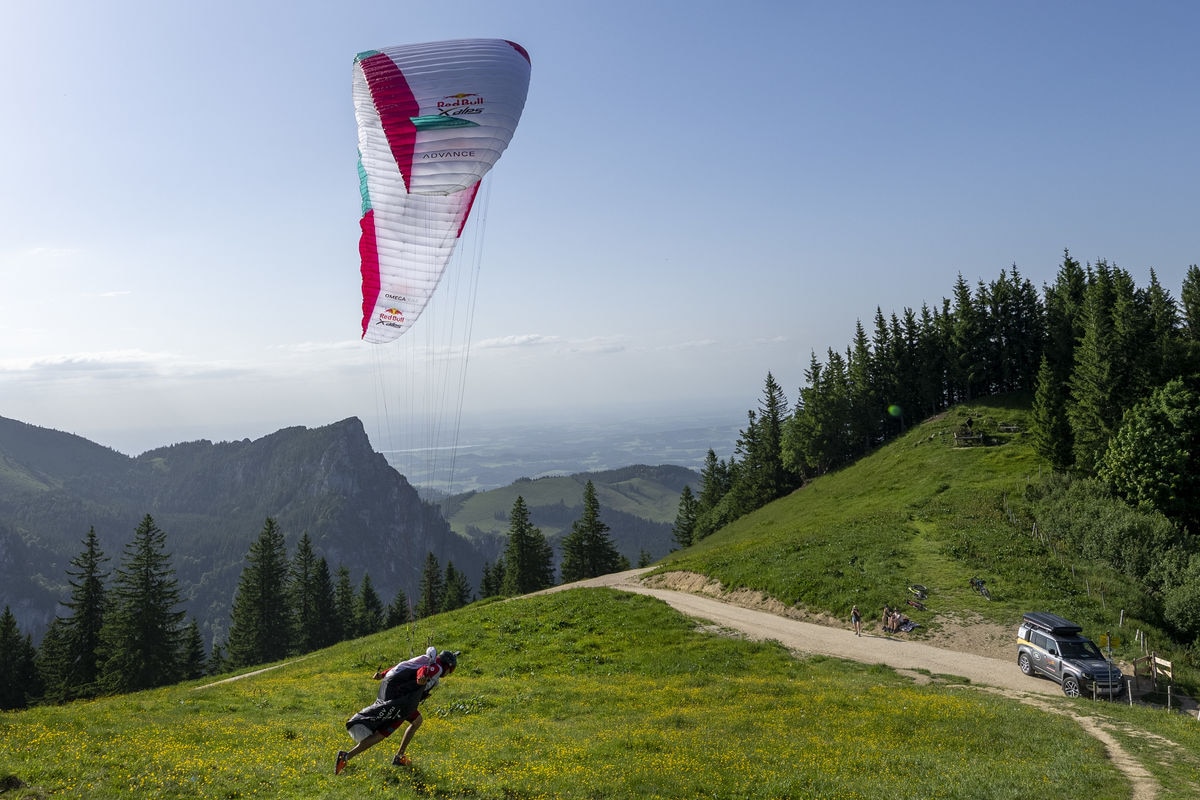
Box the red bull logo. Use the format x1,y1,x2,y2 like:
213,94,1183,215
377,307,405,328
439,93,484,109
436,92,485,119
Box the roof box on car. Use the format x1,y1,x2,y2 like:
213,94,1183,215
1022,612,1083,635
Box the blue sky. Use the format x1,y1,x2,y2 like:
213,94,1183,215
2,1,1198,460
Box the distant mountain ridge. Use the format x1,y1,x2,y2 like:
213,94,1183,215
0,416,698,648
0,416,470,648
442,464,696,556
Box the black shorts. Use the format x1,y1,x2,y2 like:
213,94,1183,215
346,696,421,741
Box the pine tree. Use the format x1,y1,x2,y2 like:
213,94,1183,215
846,321,879,453
479,560,506,599
693,449,733,540
890,308,920,430
915,302,947,416
47,527,109,701
311,557,340,648
1109,266,1147,405
781,352,823,479
1031,356,1074,471
386,587,411,627
948,273,987,402
354,573,386,636
97,514,185,694
729,409,760,517
671,485,698,549
785,348,854,477
1181,264,1200,342
1141,269,1183,388
208,642,228,675
1010,265,1047,391
226,518,293,668
36,618,73,704
181,618,208,679
1,606,41,710
978,271,1013,393
1037,252,1089,467
289,533,335,654
333,565,356,639
441,561,473,612
500,496,555,594
1070,261,1124,472
414,553,445,618
1043,251,1088,381
729,373,795,515
871,308,899,424
933,296,958,401
560,481,623,583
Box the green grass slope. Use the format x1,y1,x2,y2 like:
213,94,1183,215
6,589,1199,799
662,396,1144,640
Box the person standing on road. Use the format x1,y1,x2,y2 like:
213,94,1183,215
851,605,862,636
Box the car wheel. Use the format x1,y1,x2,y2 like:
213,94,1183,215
1018,653,1033,676
1062,676,1081,697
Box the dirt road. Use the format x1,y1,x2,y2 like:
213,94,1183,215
566,568,1054,694
558,568,1161,800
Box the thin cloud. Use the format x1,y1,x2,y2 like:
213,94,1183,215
566,336,627,355
473,334,631,355
0,350,255,382
660,338,719,352
0,351,169,381
474,333,566,349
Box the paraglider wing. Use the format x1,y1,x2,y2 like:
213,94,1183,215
353,39,530,342
359,183,479,343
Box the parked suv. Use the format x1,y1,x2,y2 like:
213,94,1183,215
1016,612,1124,698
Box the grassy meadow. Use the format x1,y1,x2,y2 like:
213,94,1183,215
7,589,1200,800
5,394,1200,799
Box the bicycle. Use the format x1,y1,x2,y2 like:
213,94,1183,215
969,576,992,600
906,597,926,611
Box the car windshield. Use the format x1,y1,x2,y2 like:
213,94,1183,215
1059,640,1103,660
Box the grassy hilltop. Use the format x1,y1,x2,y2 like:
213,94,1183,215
663,396,1091,630
4,397,1200,799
